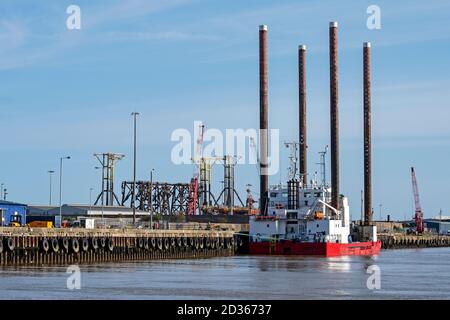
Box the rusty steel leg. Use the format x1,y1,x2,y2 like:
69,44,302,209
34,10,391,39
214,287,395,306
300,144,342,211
329,22,340,211
363,42,372,226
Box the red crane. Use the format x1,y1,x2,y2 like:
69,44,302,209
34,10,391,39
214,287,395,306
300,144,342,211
187,177,198,215
186,123,204,215
411,167,424,234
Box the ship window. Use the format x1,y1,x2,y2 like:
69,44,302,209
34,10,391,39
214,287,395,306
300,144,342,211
316,224,319,228
315,192,322,197
270,192,277,198
287,212,297,219
304,201,308,206
266,224,270,228
304,192,311,197
281,192,288,198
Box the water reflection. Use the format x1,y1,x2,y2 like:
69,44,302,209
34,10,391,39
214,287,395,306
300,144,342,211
253,255,354,273
1,248,449,299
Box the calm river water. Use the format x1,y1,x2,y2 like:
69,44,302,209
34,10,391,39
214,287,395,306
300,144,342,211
1,247,450,299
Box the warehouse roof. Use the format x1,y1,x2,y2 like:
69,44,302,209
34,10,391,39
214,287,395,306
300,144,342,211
0,200,27,206
28,204,148,216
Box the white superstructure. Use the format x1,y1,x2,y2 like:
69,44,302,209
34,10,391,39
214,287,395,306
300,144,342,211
250,184,355,244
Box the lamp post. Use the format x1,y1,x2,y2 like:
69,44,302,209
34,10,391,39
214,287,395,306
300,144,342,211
94,166,104,227
131,112,140,227
59,156,70,228
149,168,155,229
48,170,55,205
89,187,93,211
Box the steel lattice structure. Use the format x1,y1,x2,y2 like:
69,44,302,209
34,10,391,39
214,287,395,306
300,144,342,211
121,181,190,215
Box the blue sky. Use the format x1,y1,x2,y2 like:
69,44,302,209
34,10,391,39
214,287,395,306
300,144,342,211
1,0,450,220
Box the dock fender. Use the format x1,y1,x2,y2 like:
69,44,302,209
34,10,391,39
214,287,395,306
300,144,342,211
157,238,163,250
60,238,69,252
215,237,220,248
91,237,99,250
0,237,3,253
205,237,211,248
71,238,80,253
100,237,106,248
226,238,232,249
144,238,149,250
164,238,170,250
183,236,188,247
177,237,182,247
6,237,15,252
151,237,156,248
194,237,199,250
40,238,49,253
107,238,114,252
81,238,89,252
138,237,144,249
51,238,59,253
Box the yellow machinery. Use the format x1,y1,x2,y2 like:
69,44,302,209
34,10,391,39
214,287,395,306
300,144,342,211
8,215,22,227
314,211,325,220
26,221,53,228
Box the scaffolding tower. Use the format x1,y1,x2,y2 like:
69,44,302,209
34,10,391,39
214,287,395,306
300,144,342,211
216,155,244,209
94,152,125,206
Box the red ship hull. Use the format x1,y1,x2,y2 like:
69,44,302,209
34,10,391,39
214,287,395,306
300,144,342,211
249,240,382,257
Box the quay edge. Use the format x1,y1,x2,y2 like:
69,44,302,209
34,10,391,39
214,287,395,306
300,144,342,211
0,227,244,266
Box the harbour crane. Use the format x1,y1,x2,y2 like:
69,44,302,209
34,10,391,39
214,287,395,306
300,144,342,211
411,167,424,234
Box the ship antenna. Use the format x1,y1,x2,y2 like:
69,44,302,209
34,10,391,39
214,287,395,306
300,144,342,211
284,141,300,182
317,145,328,187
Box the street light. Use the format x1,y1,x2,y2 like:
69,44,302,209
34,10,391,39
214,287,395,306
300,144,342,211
48,170,55,205
131,112,140,227
89,187,93,210
94,166,104,227
59,156,71,228
150,168,155,229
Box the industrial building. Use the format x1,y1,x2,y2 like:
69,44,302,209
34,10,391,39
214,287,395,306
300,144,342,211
27,204,151,228
424,219,450,235
0,200,27,226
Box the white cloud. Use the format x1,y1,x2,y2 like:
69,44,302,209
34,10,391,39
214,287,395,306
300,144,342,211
0,20,28,53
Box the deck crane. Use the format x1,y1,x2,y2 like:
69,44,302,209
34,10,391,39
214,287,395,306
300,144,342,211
249,137,260,177
248,137,263,213
187,123,205,215
411,167,424,234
